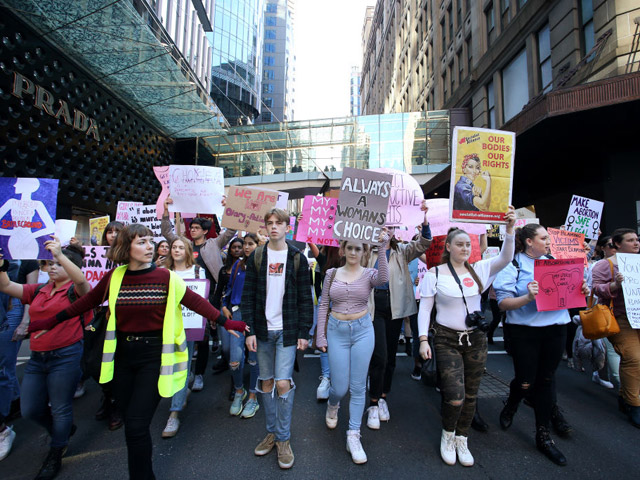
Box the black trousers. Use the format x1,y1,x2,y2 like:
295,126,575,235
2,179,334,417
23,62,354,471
112,333,162,480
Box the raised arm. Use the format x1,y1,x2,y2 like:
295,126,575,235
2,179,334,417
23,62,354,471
370,232,390,286
161,197,179,244
47,236,91,296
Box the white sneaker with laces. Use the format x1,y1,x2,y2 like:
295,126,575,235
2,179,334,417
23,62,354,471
192,374,204,392
366,406,380,430
0,426,16,461
325,402,339,429
455,435,474,466
316,376,330,400
440,430,456,465
346,430,367,464
592,371,614,389
378,398,390,421
162,417,180,438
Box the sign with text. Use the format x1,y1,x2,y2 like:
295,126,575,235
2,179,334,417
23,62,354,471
182,279,210,341
617,253,640,328
168,165,224,217
0,177,58,260
295,196,340,247
564,195,603,240
82,246,119,287
222,186,279,233
450,127,515,224
415,260,429,300
534,258,586,312
334,168,392,245
425,199,488,236
89,215,110,245
548,228,586,266
499,217,539,239
371,168,424,229
424,234,481,269
482,246,500,260
129,205,164,242
116,201,142,223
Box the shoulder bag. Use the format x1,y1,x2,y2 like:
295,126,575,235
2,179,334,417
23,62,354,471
580,259,620,340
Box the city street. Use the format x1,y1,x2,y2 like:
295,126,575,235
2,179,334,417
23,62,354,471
1,332,636,480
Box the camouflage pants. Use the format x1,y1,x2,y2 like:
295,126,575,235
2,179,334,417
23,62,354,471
434,323,487,437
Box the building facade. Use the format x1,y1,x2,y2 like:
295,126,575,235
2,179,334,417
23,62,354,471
350,66,362,116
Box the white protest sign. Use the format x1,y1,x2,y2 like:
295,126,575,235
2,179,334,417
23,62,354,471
168,165,224,217
499,218,539,239
425,198,488,236
54,219,77,246
182,279,210,329
129,205,165,242
116,201,142,223
617,253,640,328
564,195,603,240
482,246,500,260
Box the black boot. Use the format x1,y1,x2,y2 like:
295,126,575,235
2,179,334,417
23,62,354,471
618,396,629,414
499,397,519,430
535,425,567,466
628,405,640,428
94,395,110,421
471,406,489,433
34,447,64,480
550,404,572,437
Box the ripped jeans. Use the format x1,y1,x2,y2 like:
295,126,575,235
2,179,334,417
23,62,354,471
256,330,297,442
225,310,259,393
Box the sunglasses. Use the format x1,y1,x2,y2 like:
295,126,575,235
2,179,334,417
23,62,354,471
606,244,616,249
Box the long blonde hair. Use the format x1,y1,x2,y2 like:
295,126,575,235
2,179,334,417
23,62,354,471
165,236,195,271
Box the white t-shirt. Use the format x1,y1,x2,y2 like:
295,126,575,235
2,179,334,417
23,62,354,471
173,265,202,280
265,247,287,330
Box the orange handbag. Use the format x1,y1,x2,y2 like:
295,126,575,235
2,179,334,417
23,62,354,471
580,260,620,340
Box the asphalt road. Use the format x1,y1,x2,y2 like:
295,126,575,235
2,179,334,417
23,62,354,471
1,334,637,480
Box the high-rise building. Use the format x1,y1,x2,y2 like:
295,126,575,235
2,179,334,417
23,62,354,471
350,66,362,116
259,0,296,123
361,0,640,231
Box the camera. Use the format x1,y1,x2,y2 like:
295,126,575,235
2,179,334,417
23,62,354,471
466,311,490,332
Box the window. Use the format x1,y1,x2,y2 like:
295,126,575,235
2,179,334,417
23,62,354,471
458,50,463,80
457,2,462,28
580,0,595,56
265,29,276,39
448,5,453,45
264,55,275,66
537,24,552,93
487,81,495,128
518,0,527,7
502,48,529,122
263,69,274,80
262,112,273,122
265,43,276,53
266,16,276,26
264,97,273,108
485,3,495,46
466,0,471,15
266,3,277,13
443,69,448,100
501,0,510,30
263,83,274,93
466,35,472,72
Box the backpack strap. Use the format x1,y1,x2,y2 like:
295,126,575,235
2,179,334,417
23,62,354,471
254,244,300,275
194,264,202,279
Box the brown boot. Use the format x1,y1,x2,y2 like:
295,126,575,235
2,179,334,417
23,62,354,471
276,440,294,469
254,433,275,456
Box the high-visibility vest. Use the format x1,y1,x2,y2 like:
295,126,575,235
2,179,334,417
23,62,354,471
99,265,189,398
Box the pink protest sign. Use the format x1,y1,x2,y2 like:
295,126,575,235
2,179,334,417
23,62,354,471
534,258,586,312
116,201,142,223
548,228,587,267
371,168,424,228
425,199,488,236
295,195,339,247
153,166,170,220
82,246,119,287
424,235,481,269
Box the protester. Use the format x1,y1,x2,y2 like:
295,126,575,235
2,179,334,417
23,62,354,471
153,240,170,268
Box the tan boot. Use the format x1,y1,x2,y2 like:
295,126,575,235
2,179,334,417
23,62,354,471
254,433,275,456
276,440,295,469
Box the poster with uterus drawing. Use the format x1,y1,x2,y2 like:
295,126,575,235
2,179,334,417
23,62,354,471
0,177,58,260
534,258,586,312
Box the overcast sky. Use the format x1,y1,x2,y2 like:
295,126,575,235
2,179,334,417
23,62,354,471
293,0,375,121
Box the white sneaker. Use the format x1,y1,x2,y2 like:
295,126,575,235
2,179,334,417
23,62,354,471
366,406,380,430
346,430,367,464
378,398,390,421
455,435,474,466
192,374,204,392
316,376,330,400
73,382,86,399
592,372,614,389
325,402,339,429
162,417,180,438
440,430,456,465
0,426,16,461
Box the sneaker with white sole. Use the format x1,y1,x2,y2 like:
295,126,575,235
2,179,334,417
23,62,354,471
276,440,295,469
325,402,339,429
162,417,180,438
230,389,247,416
192,374,204,392
366,406,380,430
592,372,614,389
0,426,16,461
346,430,367,464
240,398,260,418
73,382,86,399
316,376,330,400
378,398,390,421
455,435,474,466
440,429,456,465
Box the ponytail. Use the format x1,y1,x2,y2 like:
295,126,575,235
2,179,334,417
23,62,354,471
514,223,542,254
442,227,484,293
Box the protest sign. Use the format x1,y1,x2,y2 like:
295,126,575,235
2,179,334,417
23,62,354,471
222,186,279,233
129,205,164,242
89,215,110,245
415,260,429,300
371,168,424,229
483,246,500,260
83,246,119,287
450,127,515,224
424,235,481,269
534,258,586,312
0,177,58,260
295,195,340,247
55,219,77,246
334,167,392,245
116,201,142,223
182,279,210,341
393,226,418,242
564,195,603,240
425,199,488,236
617,253,640,328
499,218,539,239
153,166,170,220
286,216,296,240
548,228,586,266
168,165,224,218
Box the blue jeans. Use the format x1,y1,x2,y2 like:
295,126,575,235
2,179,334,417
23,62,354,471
21,341,83,448
0,299,24,419
227,311,259,393
327,313,375,431
312,298,330,378
170,341,194,412
256,330,297,442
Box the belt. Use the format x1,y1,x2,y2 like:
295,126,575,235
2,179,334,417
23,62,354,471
374,289,390,295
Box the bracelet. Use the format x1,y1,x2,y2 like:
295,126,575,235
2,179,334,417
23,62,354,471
419,339,429,343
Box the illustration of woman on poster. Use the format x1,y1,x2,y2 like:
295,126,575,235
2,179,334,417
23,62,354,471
453,154,492,212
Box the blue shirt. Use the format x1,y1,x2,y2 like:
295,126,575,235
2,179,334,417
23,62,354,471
453,176,478,211
223,259,246,308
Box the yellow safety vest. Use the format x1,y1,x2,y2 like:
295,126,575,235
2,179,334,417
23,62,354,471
99,265,189,398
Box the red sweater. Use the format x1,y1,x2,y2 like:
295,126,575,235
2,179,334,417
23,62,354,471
57,265,222,332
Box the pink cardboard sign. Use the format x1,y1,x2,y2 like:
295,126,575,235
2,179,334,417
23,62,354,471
534,258,586,312
295,195,340,247
116,201,142,223
548,228,587,267
424,235,482,269
371,168,424,228
82,246,119,287
425,199,488,236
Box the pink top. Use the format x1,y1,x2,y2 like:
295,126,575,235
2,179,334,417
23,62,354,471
592,258,625,317
315,247,388,348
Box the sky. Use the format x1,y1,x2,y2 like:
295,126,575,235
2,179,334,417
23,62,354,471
293,0,375,122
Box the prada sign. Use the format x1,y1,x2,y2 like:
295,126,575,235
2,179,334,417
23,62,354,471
11,71,100,141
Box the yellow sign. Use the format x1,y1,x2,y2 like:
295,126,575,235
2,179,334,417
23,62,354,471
89,215,110,245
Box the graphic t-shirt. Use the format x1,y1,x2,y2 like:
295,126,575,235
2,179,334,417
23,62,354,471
192,243,215,301
265,247,287,330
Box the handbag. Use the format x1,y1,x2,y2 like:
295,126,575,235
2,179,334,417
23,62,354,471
420,328,438,388
580,259,620,340
82,288,110,382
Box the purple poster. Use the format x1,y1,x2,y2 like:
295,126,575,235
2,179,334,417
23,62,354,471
295,195,340,247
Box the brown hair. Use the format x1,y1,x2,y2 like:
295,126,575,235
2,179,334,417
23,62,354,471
101,221,124,246
238,233,260,271
611,228,637,249
339,240,370,267
165,236,194,271
514,223,544,253
107,224,154,264
441,227,483,293
264,208,289,224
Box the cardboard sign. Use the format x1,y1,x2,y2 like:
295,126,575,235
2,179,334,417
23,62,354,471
371,168,424,228
548,228,586,266
425,199,488,236
168,165,224,217
0,177,58,260
153,166,170,220
499,218,539,239
534,258,586,311
295,195,339,247
55,219,78,247
450,127,515,224
182,279,210,341
222,186,279,233
564,195,603,240
617,253,640,328
89,216,110,245
129,205,164,242
483,246,500,260
333,167,392,245
285,216,296,240
116,201,142,223
415,260,429,300
83,246,119,287
424,234,482,269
